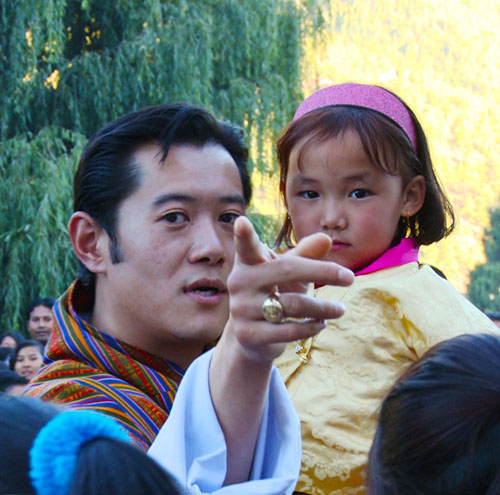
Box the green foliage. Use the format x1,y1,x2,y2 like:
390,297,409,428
0,128,86,333
468,202,500,312
247,208,281,247
468,264,500,313
0,0,316,332
1,0,309,170
483,206,500,263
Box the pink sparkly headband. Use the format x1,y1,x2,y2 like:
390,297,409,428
293,83,417,151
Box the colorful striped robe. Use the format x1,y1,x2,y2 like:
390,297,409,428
24,280,184,449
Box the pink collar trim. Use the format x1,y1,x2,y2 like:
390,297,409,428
355,238,419,276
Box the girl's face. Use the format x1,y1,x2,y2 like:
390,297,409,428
285,130,422,271
14,345,43,380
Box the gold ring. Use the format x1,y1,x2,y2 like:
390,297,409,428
262,292,285,323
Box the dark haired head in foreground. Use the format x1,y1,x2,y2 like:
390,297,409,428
368,333,500,495
0,368,28,395
0,395,182,495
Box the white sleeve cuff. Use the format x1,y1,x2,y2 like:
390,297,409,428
148,348,301,495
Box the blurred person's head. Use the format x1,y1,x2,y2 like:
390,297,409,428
0,395,182,494
0,347,14,368
368,333,500,495
0,369,28,395
0,331,25,348
10,340,44,380
26,297,55,344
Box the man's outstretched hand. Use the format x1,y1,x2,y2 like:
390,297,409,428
209,216,353,485
224,216,354,362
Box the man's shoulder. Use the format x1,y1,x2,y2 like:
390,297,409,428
26,358,163,400
25,359,119,402
24,358,170,449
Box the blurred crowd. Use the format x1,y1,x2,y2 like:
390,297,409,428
0,296,53,395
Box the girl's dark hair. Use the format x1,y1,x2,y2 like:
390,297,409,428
0,395,182,495
367,333,500,495
9,340,44,371
276,93,455,248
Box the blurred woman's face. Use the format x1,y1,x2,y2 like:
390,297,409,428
14,345,43,380
0,336,17,348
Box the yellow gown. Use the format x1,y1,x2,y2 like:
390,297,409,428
276,263,499,495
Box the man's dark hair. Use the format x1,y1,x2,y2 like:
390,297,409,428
74,103,251,287
26,297,55,320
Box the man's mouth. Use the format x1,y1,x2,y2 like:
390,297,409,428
184,279,227,303
192,287,221,296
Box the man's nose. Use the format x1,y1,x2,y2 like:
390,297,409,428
188,220,226,265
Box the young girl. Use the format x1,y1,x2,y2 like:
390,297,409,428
10,340,44,380
274,83,499,495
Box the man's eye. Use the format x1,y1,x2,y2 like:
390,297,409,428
219,212,240,225
349,189,370,199
300,190,319,199
163,212,188,224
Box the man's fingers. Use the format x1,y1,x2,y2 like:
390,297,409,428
236,319,328,349
233,216,269,265
229,254,353,293
237,293,345,323
277,293,345,321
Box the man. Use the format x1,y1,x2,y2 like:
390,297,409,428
25,103,353,488
26,297,54,345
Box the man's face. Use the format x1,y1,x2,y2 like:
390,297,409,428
93,143,245,367
27,305,53,344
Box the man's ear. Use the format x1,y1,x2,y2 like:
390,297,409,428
402,175,426,217
68,212,109,275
